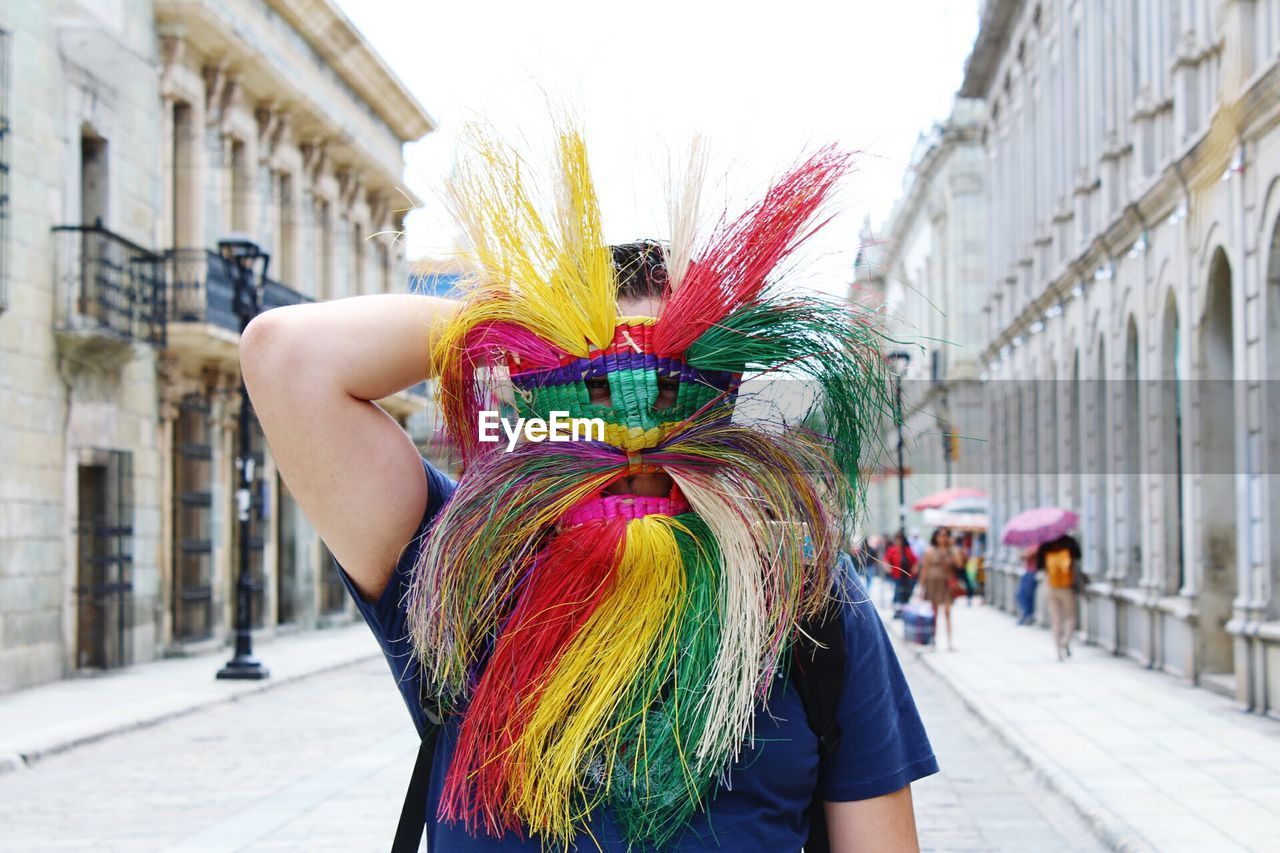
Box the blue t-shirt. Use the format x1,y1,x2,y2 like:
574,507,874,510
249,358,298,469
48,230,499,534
337,457,938,852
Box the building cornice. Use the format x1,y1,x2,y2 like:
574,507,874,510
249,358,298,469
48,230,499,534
264,0,435,142
959,0,1024,98
156,0,434,145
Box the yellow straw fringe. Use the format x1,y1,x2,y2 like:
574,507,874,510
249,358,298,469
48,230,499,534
510,515,690,844
435,125,617,368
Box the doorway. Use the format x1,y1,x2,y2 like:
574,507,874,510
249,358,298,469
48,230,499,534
172,393,214,642
75,450,133,670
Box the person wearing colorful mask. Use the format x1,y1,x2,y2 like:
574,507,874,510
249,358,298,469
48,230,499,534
241,127,938,852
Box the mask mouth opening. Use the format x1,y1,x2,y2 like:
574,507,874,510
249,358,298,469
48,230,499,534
601,469,675,498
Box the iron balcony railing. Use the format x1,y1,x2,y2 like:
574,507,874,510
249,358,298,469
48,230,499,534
166,248,311,333
52,224,167,346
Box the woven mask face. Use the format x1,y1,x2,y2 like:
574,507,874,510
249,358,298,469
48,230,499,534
506,310,742,523
407,128,890,847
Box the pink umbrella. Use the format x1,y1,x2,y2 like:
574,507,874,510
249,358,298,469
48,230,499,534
1001,507,1080,546
912,487,988,511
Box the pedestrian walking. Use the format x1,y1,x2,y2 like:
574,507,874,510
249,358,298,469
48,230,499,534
886,532,919,614
920,528,962,651
1038,534,1084,660
1016,546,1038,625
240,131,938,851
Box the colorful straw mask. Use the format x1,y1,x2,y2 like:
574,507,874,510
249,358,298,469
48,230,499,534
407,127,890,848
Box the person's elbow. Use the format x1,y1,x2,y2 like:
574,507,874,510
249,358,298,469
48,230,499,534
240,307,304,398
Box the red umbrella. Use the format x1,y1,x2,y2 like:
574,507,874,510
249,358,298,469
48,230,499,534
911,487,988,512
1001,507,1080,546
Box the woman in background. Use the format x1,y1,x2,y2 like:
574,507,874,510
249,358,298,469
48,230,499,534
921,528,962,650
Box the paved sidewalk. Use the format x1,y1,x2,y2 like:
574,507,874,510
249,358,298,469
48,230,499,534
880,591,1280,852
0,624,380,774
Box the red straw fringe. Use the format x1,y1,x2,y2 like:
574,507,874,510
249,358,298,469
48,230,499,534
654,147,851,357
439,519,627,836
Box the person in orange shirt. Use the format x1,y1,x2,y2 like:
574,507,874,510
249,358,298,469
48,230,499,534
1036,535,1083,660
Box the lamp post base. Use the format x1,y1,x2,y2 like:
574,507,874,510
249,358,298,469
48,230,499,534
216,655,270,680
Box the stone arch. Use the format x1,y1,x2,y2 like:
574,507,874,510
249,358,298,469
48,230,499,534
1122,317,1141,585
1091,335,1109,577
1265,212,1280,618
1196,247,1238,678
1160,288,1186,594
1046,355,1060,503
1070,348,1083,513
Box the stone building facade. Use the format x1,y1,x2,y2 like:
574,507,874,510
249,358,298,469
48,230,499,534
861,100,990,540
967,0,1280,714
0,0,433,692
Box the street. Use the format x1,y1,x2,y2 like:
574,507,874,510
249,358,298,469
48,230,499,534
0,625,1101,852
903,638,1102,852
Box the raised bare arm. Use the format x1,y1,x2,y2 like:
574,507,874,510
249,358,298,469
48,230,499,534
239,294,458,602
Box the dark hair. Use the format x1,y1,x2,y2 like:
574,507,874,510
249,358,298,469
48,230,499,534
611,240,668,299
930,527,951,547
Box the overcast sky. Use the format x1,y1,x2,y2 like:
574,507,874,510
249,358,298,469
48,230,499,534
333,0,980,295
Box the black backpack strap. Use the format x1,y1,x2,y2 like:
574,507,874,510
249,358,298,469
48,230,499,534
792,597,847,853
391,680,445,853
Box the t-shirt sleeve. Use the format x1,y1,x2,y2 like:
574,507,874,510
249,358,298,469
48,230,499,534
332,455,456,735
818,569,940,801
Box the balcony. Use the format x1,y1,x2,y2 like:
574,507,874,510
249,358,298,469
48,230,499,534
164,248,311,369
163,247,429,420
52,225,167,369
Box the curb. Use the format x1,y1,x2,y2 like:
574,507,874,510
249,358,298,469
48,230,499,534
0,650,381,774
885,612,1152,853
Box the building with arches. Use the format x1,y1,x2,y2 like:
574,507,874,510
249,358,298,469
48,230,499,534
968,0,1280,713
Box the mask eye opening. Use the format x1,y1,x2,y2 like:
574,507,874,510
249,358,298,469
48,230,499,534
585,376,612,406
653,375,680,412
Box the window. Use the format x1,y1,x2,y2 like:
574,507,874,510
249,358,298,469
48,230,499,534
379,243,391,295
80,132,108,228
228,138,250,233
351,220,364,295
315,198,331,299
276,172,295,284
171,101,199,249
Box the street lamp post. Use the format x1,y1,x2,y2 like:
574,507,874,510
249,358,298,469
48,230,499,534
887,350,912,543
216,235,271,682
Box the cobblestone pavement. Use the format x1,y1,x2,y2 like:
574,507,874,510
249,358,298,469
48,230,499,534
0,644,1103,851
